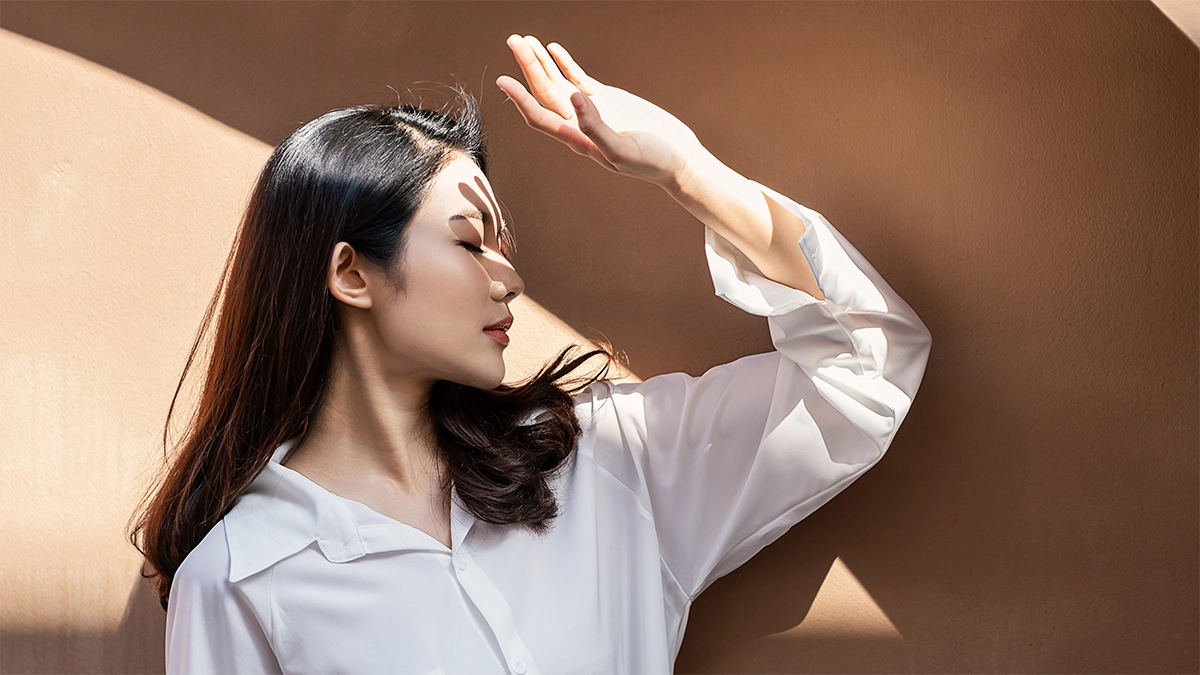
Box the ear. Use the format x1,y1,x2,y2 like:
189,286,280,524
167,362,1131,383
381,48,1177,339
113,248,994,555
328,242,374,309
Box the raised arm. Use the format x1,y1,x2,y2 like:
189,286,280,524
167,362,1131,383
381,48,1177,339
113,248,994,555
500,37,932,605
495,35,822,300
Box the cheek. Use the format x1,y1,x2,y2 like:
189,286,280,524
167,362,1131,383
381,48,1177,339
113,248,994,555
386,253,489,339
414,253,489,307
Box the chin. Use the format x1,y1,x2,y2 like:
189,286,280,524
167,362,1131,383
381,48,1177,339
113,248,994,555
485,366,507,390
454,364,506,391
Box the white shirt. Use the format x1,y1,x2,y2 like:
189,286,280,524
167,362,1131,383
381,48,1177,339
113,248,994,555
165,183,932,675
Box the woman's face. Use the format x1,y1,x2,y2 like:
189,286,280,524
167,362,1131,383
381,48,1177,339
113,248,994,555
364,153,524,390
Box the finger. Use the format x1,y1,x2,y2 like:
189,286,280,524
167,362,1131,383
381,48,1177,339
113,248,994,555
546,42,599,95
571,92,631,168
523,35,577,119
523,35,570,87
508,35,574,121
494,74,592,149
495,75,562,131
497,75,601,158
506,35,556,102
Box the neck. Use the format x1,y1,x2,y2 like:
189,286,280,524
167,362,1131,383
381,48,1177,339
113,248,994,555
288,338,444,497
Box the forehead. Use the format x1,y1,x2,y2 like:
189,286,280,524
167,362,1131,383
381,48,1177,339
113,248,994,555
418,154,500,224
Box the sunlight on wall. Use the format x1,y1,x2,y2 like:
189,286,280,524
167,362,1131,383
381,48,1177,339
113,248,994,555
0,29,633,633
505,293,640,385
1,28,265,632
767,557,903,640
1152,0,1199,46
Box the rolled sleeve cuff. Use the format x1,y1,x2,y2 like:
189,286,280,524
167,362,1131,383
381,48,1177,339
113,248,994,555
704,181,828,317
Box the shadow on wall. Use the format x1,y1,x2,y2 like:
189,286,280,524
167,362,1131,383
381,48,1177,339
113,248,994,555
1,2,1197,674
1,585,165,675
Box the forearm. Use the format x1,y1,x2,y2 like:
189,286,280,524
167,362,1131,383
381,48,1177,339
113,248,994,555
662,151,825,301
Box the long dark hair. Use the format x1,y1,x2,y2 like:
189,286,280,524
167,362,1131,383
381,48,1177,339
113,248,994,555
129,93,615,610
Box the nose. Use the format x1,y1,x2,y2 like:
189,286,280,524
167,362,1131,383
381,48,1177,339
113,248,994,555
489,256,525,303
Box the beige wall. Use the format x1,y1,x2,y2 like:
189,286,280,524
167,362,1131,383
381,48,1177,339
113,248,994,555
1,2,1195,673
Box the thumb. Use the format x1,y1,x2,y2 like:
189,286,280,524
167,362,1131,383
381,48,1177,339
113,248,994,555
571,92,627,164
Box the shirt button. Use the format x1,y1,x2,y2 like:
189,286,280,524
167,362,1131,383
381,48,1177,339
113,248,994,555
510,657,527,674
453,556,467,571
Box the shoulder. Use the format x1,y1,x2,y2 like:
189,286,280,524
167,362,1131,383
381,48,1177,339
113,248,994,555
165,517,283,674
574,355,781,425
172,519,235,596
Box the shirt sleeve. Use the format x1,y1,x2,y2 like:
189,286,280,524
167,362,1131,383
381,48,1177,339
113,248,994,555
583,181,932,599
165,521,284,674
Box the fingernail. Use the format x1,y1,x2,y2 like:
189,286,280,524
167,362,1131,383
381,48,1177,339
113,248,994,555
571,93,586,110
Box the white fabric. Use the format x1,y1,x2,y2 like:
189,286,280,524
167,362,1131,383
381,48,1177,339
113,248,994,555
165,184,932,675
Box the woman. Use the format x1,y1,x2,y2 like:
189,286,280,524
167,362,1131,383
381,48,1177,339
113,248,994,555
131,35,931,674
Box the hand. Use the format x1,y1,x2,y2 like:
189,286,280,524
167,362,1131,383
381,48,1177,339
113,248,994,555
496,35,711,189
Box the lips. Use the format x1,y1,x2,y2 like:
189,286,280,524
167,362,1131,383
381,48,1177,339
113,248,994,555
483,316,512,346
484,316,513,331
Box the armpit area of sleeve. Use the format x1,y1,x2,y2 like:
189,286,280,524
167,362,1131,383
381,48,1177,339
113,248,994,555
703,182,827,317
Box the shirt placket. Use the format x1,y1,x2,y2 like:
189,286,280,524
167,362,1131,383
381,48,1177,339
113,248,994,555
448,490,540,675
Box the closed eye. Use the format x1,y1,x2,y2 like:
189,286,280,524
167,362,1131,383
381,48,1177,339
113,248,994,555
459,241,485,254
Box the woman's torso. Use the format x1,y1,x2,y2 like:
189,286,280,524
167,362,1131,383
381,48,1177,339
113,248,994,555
182,402,686,675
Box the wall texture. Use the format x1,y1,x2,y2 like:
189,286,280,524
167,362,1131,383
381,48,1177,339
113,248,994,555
1,2,1196,673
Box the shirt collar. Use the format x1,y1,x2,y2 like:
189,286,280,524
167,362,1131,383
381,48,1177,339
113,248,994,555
224,439,476,583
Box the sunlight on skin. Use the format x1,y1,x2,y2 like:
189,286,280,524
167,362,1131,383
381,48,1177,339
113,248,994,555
764,557,903,641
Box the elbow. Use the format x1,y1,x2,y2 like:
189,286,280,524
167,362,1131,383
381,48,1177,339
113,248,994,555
879,332,930,455
894,313,933,402
917,319,933,359
911,308,934,360
911,326,933,394
911,320,933,395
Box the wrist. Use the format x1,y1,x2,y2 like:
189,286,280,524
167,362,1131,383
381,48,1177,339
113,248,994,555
660,146,724,199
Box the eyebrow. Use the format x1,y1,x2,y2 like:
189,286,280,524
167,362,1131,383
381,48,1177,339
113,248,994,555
450,208,506,236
